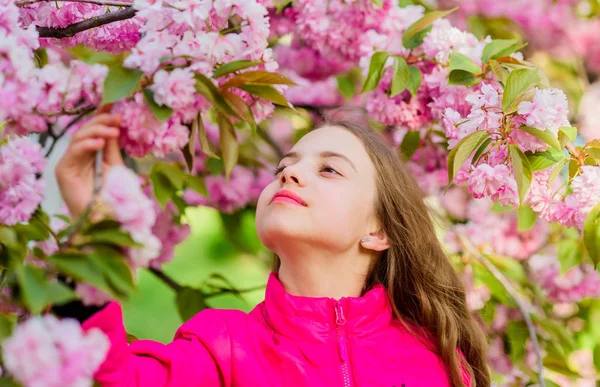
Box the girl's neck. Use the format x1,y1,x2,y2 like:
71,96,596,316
277,249,373,299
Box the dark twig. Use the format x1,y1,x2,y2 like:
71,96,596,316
42,105,97,117
17,0,132,6
256,125,283,158
44,111,90,157
149,267,183,292
37,7,137,38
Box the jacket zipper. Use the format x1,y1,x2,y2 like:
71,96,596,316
335,301,352,387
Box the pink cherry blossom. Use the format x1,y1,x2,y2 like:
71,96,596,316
101,166,162,268
2,315,109,387
0,136,46,226
517,87,570,135
529,254,600,303
151,68,197,110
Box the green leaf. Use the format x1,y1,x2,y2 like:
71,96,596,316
569,158,579,179
360,52,389,93
0,313,15,343
544,351,581,379
488,59,508,84
185,174,207,196
176,287,207,322
407,66,422,96
33,48,48,68
557,239,582,275
594,345,600,373
206,158,224,175
0,376,22,387
89,247,135,297
526,147,566,171
142,88,173,121
531,314,576,352
85,228,143,247
501,68,540,111
68,45,118,65
508,145,532,204
274,0,292,13
15,265,49,314
219,70,296,89
472,262,514,305
506,321,528,363
390,56,409,97
13,216,50,242
449,52,481,74
371,0,384,7
518,126,561,151
583,203,600,267
472,138,493,165
447,131,489,184
336,73,357,99
448,70,481,87
517,205,536,232
482,38,520,63
182,116,196,172
403,8,457,49
194,73,240,118
217,113,239,179
196,114,219,159
237,84,289,106
549,158,568,185
46,280,77,305
102,64,143,104
399,131,421,160
213,60,262,78
559,126,577,142
222,90,254,123
49,253,113,297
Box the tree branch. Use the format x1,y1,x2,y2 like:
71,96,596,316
456,233,546,387
149,267,183,292
44,111,91,157
17,0,132,6
37,7,137,39
256,125,283,158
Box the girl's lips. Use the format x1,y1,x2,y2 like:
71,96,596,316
271,190,307,206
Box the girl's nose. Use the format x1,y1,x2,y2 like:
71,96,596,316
280,165,304,186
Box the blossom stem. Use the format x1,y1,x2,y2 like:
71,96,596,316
36,7,137,38
148,267,183,292
456,233,546,387
44,111,91,157
256,125,283,158
16,0,132,7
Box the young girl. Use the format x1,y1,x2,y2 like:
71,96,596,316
54,109,490,387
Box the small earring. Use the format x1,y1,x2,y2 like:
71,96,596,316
361,237,370,243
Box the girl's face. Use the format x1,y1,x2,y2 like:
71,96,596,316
256,126,380,254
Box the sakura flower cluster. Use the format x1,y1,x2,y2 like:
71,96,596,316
184,165,272,214
444,197,548,260
101,165,161,269
2,315,109,387
529,254,600,303
527,166,600,230
1,0,108,136
0,136,46,226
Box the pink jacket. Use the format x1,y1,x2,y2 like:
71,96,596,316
83,273,469,386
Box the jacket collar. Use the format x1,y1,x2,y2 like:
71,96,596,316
262,272,393,343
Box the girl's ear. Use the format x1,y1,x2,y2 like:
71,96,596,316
360,230,390,252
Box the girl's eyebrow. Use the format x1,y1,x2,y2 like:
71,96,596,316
279,151,357,171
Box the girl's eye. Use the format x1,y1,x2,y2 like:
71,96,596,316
273,165,286,176
320,164,339,175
